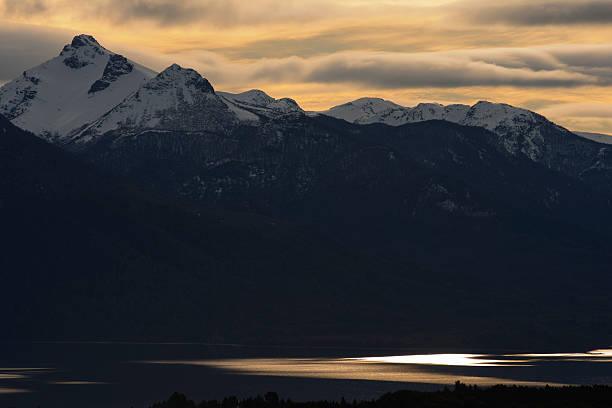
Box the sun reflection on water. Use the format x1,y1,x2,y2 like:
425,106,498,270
0,367,52,395
349,354,528,367
512,349,612,359
0,387,30,394
140,348,612,387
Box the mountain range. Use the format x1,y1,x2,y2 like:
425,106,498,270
2,35,612,348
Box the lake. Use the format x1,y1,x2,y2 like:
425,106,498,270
1,343,612,408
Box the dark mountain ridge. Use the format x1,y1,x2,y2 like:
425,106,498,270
3,113,612,348
75,114,612,275
0,115,422,345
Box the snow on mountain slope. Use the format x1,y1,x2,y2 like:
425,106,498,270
461,101,553,160
408,103,471,123
322,98,569,160
322,97,406,125
217,89,303,121
322,98,473,126
74,64,238,143
574,131,612,145
0,35,156,140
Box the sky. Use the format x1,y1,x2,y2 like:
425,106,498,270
2,0,612,133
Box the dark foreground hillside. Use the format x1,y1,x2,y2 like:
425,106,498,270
73,113,612,348
0,114,421,345
2,113,612,348
153,383,612,408
0,114,529,348
80,115,612,278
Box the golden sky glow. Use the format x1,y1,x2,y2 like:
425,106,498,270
2,0,612,133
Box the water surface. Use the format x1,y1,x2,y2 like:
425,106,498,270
2,343,611,408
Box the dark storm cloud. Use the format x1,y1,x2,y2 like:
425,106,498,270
464,1,612,25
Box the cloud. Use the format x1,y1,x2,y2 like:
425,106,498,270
540,103,612,118
2,22,612,93
96,0,260,27
190,47,611,90
537,102,612,134
459,0,612,26
2,0,47,16
300,52,596,89
0,0,340,28
106,0,207,25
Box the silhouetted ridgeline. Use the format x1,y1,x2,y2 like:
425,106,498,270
152,383,612,408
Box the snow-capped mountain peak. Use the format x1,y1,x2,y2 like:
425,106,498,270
322,97,407,125
321,98,571,161
143,64,215,96
228,89,275,105
73,64,238,142
69,34,101,48
59,34,106,69
0,34,156,140
217,89,303,122
463,101,533,129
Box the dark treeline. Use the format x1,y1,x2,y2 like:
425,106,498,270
151,383,612,408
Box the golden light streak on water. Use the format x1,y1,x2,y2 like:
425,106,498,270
511,349,612,358
48,381,109,385
0,387,30,394
140,349,612,386
0,374,27,379
0,368,52,371
142,358,565,387
349,354,530,367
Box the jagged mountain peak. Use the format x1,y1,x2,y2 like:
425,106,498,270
217,88,304,122
347,97,402,109
60,34,104,56
351,97,390,103
58,34,108,69
321,97,405,125
321,97,583,161
232,89,276,104
73,65,236,142
470,100,529,114
324,97,537,124
324,97,544,128
160,63,198,76
413,102,445,111
72,34,100,47
235,89,302,110
463,100,536,129
0,35,156,139
148,64,215,94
